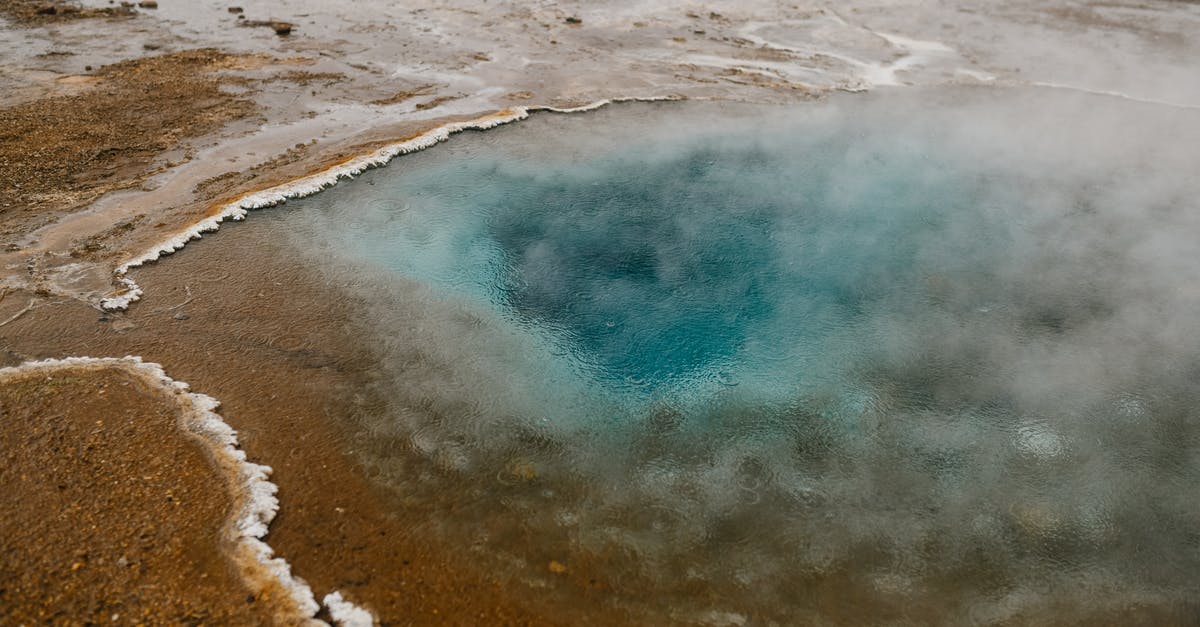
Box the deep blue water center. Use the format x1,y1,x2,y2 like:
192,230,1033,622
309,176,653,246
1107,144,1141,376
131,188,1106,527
488,150,780,386
324,111,989,400
488,147,947,388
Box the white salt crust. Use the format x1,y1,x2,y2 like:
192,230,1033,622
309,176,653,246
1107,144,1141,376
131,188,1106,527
323,591,376,627
100,99,675,311
0,356,374,625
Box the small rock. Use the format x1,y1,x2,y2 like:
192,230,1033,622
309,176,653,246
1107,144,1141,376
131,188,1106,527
98,315,110,322
35,5,57,15
227,6,243,13
173,312,189,320
564,16,582,24
85,65,93,71
138,0,157,8
116,556,129,568
272,22,293,35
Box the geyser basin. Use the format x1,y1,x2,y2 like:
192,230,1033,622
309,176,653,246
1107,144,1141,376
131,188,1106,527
272,90,1200,622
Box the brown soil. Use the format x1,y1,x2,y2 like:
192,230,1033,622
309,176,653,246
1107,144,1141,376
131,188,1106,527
369,84,437,106
0,0,135,23
0,364,277,625
0,216,575,624
414,94,464,110
0,48,257,240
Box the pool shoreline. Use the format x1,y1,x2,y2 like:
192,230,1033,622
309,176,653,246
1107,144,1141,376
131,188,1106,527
100,97,684,312
0,356,351,624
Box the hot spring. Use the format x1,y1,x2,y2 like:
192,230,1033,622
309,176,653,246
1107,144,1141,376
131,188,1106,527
266,89,1200,623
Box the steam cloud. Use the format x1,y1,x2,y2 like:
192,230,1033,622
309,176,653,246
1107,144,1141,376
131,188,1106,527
274,90,1200,622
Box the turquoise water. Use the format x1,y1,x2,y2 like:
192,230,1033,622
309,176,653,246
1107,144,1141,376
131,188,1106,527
275,91,1200,622
306,100,1013,420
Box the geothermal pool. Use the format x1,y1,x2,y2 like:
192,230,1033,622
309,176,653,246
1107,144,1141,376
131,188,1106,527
267,90,1200,622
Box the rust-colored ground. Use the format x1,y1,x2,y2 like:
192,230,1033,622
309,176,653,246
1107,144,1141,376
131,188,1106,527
0,365,277,625
0,219,581,624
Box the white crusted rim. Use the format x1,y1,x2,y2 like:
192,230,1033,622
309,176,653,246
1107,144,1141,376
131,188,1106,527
0,356,377,626
99,97,681,311
323,591,376,627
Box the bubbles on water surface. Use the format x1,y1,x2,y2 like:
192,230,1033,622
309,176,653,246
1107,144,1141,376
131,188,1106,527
275,92,1200,622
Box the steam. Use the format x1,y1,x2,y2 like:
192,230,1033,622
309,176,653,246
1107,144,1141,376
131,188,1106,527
273,89,1200,621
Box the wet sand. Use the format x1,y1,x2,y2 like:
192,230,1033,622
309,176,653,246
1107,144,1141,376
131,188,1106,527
0,361,282,625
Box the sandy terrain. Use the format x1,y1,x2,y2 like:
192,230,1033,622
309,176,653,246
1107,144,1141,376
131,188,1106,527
0,360,290,625
2,0,1198,624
